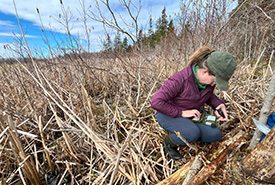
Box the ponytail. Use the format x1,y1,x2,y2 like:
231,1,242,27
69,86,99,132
188,46,215,69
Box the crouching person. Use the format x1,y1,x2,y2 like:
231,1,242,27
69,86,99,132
151,46,236,160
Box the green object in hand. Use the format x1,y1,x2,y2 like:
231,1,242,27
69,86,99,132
191,104,219,128
203,114,218,128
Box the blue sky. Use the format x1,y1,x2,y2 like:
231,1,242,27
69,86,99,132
0,0,182,58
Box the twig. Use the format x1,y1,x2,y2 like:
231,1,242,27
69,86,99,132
138,66,165,115
264,49,274,79
38,116,55,172
50,102,78,160
174,131,198,152
109,121,135,185
125,98,138,116
135,60,142,107
57,169,68,185
233,101,248,132
255,5,274,22
249,48,266,80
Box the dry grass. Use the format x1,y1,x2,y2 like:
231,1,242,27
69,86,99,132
0,50,274,184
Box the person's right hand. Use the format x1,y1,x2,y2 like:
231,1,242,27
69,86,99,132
215,104,228,121
181,109,201,118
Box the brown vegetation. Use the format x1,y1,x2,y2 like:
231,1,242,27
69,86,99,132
0,0,274,184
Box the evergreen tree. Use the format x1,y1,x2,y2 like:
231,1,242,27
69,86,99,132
103,34,112,52
154,7,169,45
168,20,175,35
156,7,168,38
122,37,129,52
148,15,154,37
148,15,155,48
114,31,122,52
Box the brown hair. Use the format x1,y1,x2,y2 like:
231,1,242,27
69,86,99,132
188,46,215,70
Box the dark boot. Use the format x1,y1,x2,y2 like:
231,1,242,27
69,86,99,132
162,135,182,160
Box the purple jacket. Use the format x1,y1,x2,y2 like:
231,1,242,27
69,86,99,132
151,64,224,118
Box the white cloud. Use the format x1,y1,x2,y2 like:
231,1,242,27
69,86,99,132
0,20,16,28
0,0,181,52
0,32,38,38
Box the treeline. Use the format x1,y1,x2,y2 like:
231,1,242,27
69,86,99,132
101,0,274,61
102,7,175,53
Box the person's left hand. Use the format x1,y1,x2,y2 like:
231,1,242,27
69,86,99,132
215,104,228,121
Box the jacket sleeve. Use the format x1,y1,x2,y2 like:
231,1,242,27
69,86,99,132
206,94,225,108
150,74,183,118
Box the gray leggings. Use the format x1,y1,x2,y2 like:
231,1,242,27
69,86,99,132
156,112,221,145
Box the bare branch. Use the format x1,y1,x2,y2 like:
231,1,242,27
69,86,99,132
255,5,274,22
88,0,140,43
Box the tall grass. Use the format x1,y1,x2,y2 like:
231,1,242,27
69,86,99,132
0,48,273,184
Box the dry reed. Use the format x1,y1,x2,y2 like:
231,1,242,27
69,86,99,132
0,50,273,184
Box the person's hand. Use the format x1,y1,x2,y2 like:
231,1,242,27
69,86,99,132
182,109,201,118
215,104,228,121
